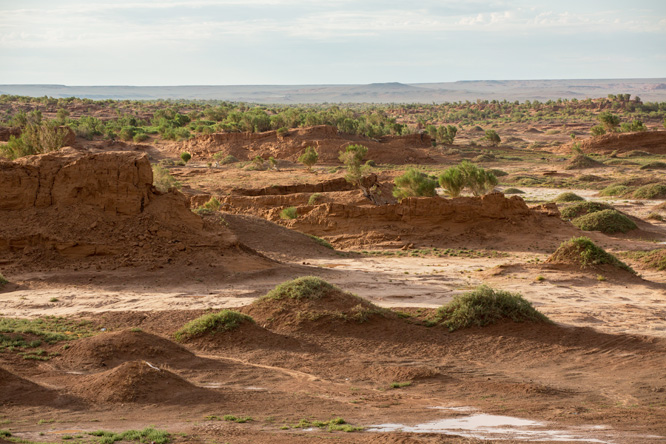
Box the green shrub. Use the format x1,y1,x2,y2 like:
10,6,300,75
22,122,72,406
560,201,614,219
439,160,497,197
1,123,69,159
133,133,149,143
553,192,585,203
572,209,637,233
152,164,181,193
599,184,631,197
214,153,238,164
632,184,666,199
438,166,466,197
435,286,549,331
260,276,336,301
280,206,298,219
549,236,634,273
174,310,254,341
484,129,501,146
180,152,192,163
0,273,7,285
591,125,606,136
597,111,620,131
502,188,524,194
88,428,170,444
392,168,438,200
620,120,647,132
202,197,221,211
308,193,322,205
298,146,319,171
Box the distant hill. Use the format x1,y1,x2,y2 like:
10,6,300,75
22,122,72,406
1,78,665,103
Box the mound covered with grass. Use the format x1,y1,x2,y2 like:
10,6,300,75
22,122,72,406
58,329,196,370
624,249,666,271
502,188,524,194
174,310,254,342
632,184,666,200
560,201,614,219
435,286,549,331
566,155,605,170
76,360,209,404
547,237,635,274
553,192,585,203
571,209,637,234
244,277,387,331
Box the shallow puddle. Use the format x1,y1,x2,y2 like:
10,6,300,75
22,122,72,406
367,413,611,442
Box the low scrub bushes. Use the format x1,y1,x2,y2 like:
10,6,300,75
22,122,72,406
632,184,666,199
152,165,181,193
174,310,254,341
439,160,498,197
502,187,524,194
280,206,298,219
572,209,637,234
549,237,635,273
553,192,585,203
560,201,614,219
435,286,549,331
392,168,438,200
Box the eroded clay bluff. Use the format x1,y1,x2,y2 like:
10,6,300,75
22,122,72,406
0,149,269,271
173,124,435,164
556,130,666,154
276,193,579,251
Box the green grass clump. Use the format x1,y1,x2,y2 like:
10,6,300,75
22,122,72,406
435,286,549,331
0,430,11,437
307,193,322,205
259,276,336,302
632,184,666,199
560,201,614,219
623,249,666,271
213,153,239,164
306,234,334,250
0,273,7,285
599,184,631,197
152,164,181,193
289,418,362,432
549,237,635,274
174,310,254,341
640,162,666,170
572,209,637,234
89,428,170,444
223,415,253,423
502,187,524,194
389,381,412,389
279,206,298,219
553,192,585,203
0,316,95,354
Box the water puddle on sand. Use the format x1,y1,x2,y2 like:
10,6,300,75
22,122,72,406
367,413,615,442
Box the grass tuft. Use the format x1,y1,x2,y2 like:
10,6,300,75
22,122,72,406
553,192,585,203
306,234,334,250
88,428,170,444
174,310,254,341
258,276,336,302
435,286,549,331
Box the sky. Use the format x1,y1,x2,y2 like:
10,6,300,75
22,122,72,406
0,0,665,85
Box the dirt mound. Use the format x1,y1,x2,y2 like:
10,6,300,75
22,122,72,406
546,236,636,276
172,125,435,165
0,148,273,272
243,277,389,332
0,367,61,406
221,213,340,260
75,360,209,404
279,193,580,252
565,154,606,170
557,131,666,155
57,329,196,370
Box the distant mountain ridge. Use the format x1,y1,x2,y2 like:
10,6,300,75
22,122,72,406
1,79,665,103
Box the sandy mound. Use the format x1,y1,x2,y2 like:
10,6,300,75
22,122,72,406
565,154,606,169
56,330,196,370
279,193,579,252
0,367,61,406
0,148,273,272
244,277,389,332
75,360,210,404
172,125,435,164
546,237,636,277
557,131,666,155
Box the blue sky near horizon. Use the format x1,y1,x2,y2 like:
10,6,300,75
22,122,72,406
0,0,664,85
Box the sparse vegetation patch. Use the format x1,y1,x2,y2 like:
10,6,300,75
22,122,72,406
571,209,637,234
548,236,635,274
174,310,254,341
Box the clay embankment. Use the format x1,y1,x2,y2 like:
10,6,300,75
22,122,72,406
277,193,579,251
556,130,666,155
173,125,435,164
0,148,270,272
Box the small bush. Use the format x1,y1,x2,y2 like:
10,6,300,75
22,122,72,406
298,146,319,171
435,286,549,331
133,133,149,143
590,125,606,136
549,236,635,273
0,273,7,285
560,201,614,219
308,193,322,205
553,192,585,203
484,129,501,146
502,188,524,194
633,184,666,199
174,310,254,341
152,165,181,193
599,184,631,197
280,206,298,219
214,153,238,164
572,209,637,233
1,123,69,159
439,160,497,197
202,197,221,211
392,168,438,200
180,152,192,163
260,276,336,301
